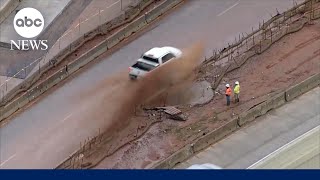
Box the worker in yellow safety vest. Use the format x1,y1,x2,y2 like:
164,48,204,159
234,81,240,103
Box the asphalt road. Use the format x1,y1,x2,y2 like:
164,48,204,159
0,0,303,169
175,87,320,169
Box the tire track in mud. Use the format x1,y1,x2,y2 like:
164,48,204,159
279,35,320,61
285,48,320,75
266,35,320,69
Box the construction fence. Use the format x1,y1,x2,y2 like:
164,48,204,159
203,0,320,90
54,0,320,169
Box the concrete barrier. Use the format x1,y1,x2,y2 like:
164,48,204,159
304,73,320,90
263,93,286,114
193,118,238,153
285,73,320,102
26,79,48,102
238,102,265,126
285,84,303,102
233,73,316,137
44,69,67,90
145,0,176,23
67,40,109,75
67,57,86,75
16,94,29,109
107,28,126,49
92,40,109,59
32,78,49,97
78,46,100,65
152,118,238,169
0,65,46,107
153,144,194,169
237,91,286,126
1,99,19,120
0,80,51,120
28,88,40,102
158,0,177,15
36,79,48,94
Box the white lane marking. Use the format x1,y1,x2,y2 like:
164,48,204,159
0,154,16,167
217,0,241,17
61,113,73,123
106,1,118,9
247,125,320,169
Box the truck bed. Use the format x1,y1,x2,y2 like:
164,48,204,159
132,61,156,71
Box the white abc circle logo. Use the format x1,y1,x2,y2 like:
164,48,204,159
13,7,44,38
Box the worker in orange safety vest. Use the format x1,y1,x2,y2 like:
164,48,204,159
225,84,232,106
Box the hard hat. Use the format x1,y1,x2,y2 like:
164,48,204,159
235,81,239,85
226,84,230,88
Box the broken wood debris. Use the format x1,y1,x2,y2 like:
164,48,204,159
144,106,187,121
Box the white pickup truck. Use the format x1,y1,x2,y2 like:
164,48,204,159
128,46,182,80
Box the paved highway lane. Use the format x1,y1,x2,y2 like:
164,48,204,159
0,0,303,168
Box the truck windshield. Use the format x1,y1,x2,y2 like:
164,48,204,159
132,62,156,71
142,55,159,64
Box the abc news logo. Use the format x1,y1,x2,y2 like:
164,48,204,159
11,7,48,51
16,16,43,27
